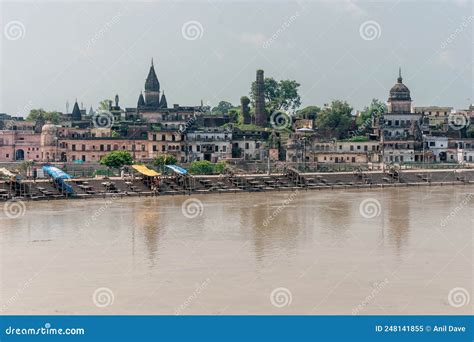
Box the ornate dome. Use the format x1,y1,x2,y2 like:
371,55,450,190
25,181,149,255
389,68,411,101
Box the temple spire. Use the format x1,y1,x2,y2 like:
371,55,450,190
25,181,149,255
151,58,154,67
397,67,402,83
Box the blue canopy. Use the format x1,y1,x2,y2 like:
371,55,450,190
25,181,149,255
165,165,188,175
42,166,72,180
42,166,74,194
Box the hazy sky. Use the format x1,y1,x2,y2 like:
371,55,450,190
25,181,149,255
1,0,472,117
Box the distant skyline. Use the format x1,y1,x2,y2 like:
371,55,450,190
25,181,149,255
1,0,472,116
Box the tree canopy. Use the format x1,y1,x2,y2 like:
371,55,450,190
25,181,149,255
356,99,386,132
152,154,177,168
250,77,301,113
27,109,61,124
296,106,321,120
99,151,133,169
189,160,226,175
211,101,234,115
97,99,112,111
315,100,354,139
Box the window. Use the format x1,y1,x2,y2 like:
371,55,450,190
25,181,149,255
72,144,76,151
351,157,356,162
162,135,166,141
429,142,435,147
172,135,175,142
153,134,157,141
107,145,111,151
82,144,86,151
141,145,145,151
162,145,166,152
223,146,226,152
153,145,157,152
364,145,368,151
245,143,249,149
350,145,354,151
100,145,104,151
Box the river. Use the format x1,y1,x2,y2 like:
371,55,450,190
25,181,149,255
1,186,472,314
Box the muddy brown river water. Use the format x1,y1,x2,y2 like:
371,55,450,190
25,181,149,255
1,186,472,315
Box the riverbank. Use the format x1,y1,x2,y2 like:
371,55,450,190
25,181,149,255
1,169,473,202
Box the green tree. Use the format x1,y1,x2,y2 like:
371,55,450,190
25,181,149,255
316,100,353,139
250,77,301,113
189,160,215,175
19,160,35,176
27,109,47,122
99,151,133,169
188,160,226,174
97,99,112,111
27,109,61,124
44,111,61,124
356,99,386,132
152,154,177,168
296,106,321,119
214,161,226,174
211,101,234,115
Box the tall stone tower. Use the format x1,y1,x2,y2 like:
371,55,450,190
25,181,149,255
255,70,266,126
240,96,251,124
144,58,160,108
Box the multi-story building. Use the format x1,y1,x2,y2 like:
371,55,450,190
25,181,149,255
185,129,232,163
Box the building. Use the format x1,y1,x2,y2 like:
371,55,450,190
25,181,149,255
185,129,232,162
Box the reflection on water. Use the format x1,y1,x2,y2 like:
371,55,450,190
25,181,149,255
0,186,472,315
386,190,411,253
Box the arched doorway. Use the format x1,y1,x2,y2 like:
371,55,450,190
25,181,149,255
15,149,25,160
